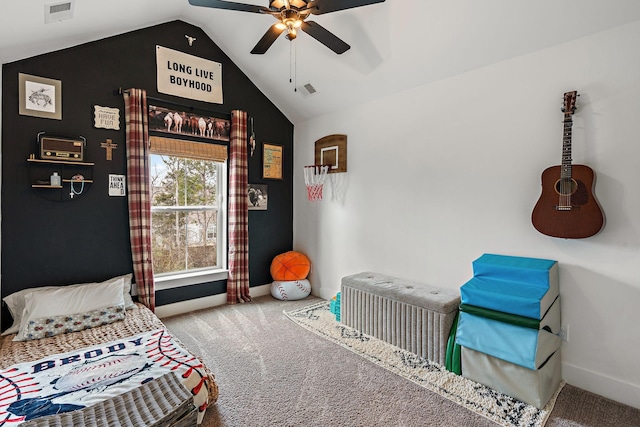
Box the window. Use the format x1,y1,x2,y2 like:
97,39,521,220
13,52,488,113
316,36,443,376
149,138,227,284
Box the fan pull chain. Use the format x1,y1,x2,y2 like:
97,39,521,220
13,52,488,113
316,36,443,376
289,39,293,85
289,38,297,92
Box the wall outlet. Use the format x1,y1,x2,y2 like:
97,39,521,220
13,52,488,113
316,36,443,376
559,324,570,342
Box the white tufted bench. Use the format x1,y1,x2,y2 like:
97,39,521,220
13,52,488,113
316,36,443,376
341,272,460,365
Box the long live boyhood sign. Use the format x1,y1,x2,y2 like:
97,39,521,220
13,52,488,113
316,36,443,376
156,45,223,104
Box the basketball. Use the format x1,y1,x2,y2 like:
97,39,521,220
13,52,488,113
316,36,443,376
270,251,311,281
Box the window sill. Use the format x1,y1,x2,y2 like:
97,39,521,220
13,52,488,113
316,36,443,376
154,269,229,291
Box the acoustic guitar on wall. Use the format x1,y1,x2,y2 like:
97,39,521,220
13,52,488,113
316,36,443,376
531,91,604,239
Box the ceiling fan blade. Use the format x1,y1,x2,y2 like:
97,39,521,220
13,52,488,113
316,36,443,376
188,0,267,13
300,21,350,54
307,0,385,15
251,24,287,54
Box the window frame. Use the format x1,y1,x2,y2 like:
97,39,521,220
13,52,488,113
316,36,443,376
151,157,229,291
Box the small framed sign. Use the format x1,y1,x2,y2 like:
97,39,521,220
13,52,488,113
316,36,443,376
262,143,283,180
94,105,120,130
109,174,126,196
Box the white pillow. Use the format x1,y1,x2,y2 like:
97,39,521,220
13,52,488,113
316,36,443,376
14,277,126,342
2,274,135,336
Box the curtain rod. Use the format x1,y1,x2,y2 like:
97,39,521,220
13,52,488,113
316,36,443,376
115,87,231,120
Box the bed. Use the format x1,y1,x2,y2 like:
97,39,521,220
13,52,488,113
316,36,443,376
0,275,218,426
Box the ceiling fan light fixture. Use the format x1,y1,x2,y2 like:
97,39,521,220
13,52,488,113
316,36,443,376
276,7,303,42
285,28,298,40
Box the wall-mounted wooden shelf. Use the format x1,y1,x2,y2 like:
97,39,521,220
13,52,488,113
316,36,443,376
27,157,95,201
62,179,94,183
27,158,95,167
31,184,63,189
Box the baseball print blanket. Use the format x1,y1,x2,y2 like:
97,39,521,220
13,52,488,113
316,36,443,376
0,329,209,425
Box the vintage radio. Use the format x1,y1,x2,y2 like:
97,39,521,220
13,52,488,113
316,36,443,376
38,132,85,161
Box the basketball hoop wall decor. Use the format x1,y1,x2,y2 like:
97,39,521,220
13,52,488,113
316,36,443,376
304,165,329,202
315,134,347,173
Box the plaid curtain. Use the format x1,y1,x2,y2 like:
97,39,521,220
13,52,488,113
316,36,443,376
123,89,155,311
227,110,251,304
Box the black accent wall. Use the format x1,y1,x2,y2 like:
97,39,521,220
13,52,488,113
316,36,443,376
1,20,293,327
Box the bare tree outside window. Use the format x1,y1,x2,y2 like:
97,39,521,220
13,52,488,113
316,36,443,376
150,155,221,274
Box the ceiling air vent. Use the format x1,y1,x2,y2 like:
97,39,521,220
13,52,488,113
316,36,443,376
45,1,74,24
297,82,318,98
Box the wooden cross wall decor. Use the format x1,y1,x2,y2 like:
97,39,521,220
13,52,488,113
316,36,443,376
100,138,118,161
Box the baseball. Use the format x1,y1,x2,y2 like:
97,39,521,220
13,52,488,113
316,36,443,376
270,279,311,301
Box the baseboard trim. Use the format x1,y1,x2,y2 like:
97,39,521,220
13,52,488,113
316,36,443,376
156,284,271,319
562,361,640,410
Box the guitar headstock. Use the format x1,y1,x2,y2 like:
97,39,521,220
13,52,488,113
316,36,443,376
561,91,578,115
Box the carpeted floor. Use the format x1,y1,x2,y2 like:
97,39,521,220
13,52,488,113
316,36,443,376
283,300,561,427
162,295,640,427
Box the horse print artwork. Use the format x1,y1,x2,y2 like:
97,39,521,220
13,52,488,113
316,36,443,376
24,82,56,113
28,88,53,108
19,73,61,119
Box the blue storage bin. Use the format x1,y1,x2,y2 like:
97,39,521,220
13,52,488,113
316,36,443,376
456,310,561,370
460,254,558,319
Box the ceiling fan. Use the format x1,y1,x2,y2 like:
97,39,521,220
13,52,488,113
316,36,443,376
188,0,386,54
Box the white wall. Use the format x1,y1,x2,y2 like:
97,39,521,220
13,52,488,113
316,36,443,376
293,20,640,409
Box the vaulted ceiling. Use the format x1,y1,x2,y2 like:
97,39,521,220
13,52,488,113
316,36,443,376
2,1,640,125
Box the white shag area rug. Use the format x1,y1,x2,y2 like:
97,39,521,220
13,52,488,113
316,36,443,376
285,300,564,427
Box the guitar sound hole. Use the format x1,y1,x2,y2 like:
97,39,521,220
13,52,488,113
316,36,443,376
554,178,577,196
